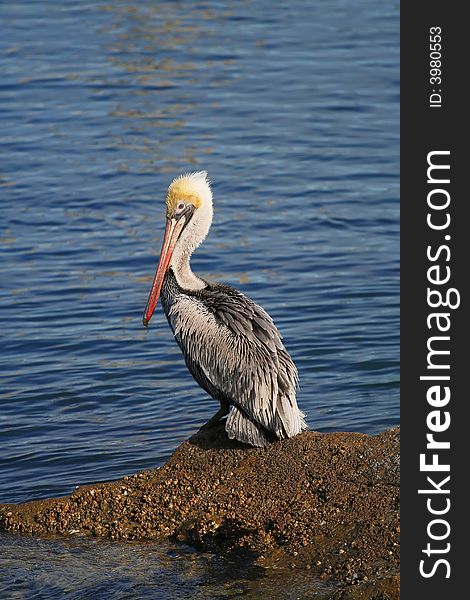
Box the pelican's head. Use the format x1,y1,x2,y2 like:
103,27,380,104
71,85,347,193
143,171,213,327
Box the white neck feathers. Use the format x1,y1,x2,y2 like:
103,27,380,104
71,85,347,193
169,172,213,291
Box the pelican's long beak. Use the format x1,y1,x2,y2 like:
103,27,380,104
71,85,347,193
142,215,187,327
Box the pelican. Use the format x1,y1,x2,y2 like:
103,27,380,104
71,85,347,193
142,171,306,447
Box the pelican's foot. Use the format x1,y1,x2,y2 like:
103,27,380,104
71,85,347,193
200,404,230,429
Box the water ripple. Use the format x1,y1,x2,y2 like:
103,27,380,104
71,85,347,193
1,0,398,513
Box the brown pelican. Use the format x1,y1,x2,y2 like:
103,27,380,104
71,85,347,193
143,171,306,447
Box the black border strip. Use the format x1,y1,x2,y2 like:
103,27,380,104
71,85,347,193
401,4,466,597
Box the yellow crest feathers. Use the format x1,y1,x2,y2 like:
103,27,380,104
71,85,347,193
166,171,211,214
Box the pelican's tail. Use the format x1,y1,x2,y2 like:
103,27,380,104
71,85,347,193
225,406,274,447
275,393,308,438
226,401,307,448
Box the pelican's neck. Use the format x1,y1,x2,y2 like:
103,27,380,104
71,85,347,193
170,245,206,291
170,209,212,292
167,170,213,291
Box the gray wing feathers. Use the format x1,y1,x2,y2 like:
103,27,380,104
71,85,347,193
226,406,273,447
169,288,306,445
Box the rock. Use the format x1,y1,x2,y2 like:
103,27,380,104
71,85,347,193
0,425,400,599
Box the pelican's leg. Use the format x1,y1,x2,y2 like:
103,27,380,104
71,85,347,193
201,399,230,429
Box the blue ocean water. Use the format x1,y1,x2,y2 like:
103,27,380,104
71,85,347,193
0,0,399,596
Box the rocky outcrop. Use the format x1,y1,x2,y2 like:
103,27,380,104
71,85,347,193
0,425,400,599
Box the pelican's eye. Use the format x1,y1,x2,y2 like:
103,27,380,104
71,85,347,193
176,201,186,212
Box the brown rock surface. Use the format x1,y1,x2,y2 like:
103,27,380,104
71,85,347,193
0,425,400,599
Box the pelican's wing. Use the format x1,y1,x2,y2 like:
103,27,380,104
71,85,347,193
168,282,305,445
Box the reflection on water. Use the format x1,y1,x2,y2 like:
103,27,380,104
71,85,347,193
0,534,335,599
98,2,246,173
1,0,398,595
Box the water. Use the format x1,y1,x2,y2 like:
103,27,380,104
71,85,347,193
1,0,399,596
0,534,336,599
